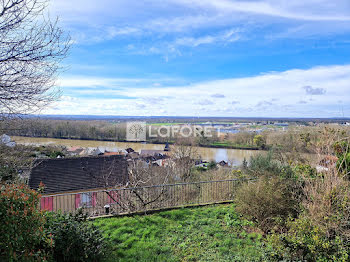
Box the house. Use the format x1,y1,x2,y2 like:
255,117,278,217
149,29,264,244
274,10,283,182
66,146,84,156
126,151,140,160
103,151,125,156
79,147,104,157
140,149,168,157
29,155,128,212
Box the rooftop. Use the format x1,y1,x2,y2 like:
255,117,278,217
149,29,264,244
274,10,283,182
29,155,128,194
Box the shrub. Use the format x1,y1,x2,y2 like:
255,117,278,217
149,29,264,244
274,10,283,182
253,135,266,149
334,141,350,176
267,216,349,261
0,183,53,261
208,161,217,169
267,172,350,261
0,183,107,262
235,176,300,232
293,164,318,179
45,210,107,262
248,152,294,179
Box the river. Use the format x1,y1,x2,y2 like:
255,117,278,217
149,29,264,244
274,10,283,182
12,136,261,166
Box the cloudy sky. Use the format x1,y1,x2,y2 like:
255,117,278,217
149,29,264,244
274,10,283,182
46,0,350,117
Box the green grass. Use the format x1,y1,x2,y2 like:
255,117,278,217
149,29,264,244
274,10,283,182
209,141,258,149
150,122,186,126
94,204,266,262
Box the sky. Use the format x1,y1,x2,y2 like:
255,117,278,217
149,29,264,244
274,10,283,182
45,0,350,117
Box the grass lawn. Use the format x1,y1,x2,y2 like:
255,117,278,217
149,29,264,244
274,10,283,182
94,204,266,261
209,141,258,149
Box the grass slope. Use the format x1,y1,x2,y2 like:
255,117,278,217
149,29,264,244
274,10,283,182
94,204,265,261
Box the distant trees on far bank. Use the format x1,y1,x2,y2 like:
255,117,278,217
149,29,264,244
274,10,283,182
3,119,350,154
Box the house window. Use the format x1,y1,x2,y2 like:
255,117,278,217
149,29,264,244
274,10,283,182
81,193,92,207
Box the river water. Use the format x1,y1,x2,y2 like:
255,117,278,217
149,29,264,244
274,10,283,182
13,136,261,166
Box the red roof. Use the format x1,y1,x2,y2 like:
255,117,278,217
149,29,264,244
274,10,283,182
103,151,125,156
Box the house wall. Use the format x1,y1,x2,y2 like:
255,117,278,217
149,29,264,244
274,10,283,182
40,188,121,213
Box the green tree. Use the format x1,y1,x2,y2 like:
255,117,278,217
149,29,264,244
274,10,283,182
253,135,266,149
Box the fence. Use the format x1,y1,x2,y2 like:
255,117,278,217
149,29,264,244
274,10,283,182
39,178,253,218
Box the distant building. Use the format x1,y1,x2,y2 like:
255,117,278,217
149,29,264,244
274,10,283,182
66,146,84,156
103,151,125,156
140,150,168,157
274,123,289,127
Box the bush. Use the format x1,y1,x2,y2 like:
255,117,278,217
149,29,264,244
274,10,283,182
248,152,294,179
235,177,300,232
45,210,107,262
334,141,350,176
266,173,350,261
0,183,53,261
253,135,266,149
267,216,349,261
0,183,107,262
293,164,318,179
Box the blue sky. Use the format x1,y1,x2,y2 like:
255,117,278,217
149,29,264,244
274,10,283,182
46,0,350,117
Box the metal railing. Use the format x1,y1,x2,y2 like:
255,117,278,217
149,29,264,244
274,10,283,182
39,178,254,218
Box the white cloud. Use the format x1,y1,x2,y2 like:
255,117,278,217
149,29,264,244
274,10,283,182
47,64,350,117
57,77,144,88
170,0,350,22
49,0,350,47
174,29,241,47
106,26,141,38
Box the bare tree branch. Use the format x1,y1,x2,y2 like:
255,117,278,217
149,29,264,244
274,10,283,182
0,0,71,119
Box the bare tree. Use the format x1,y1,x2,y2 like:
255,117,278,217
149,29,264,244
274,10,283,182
95,157,175,215
0,0,70,119
171,138,198,181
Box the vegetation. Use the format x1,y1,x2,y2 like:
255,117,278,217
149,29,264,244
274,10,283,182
45,210,107,262
253,135,266,149
0,183,108,262
94,204,266,262
233,128,350,261
208,141,259,150
0,183,52,261
235,176,300,232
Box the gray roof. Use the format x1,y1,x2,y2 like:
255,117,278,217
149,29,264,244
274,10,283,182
140,150,166,156
29,155,128,194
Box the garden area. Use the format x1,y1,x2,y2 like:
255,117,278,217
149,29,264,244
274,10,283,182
94,204,265,262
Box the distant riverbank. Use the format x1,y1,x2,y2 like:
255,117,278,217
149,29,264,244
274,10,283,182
11,135,261,151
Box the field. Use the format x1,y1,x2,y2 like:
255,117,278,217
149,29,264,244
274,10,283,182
94,204,266,262
209,141,259,150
